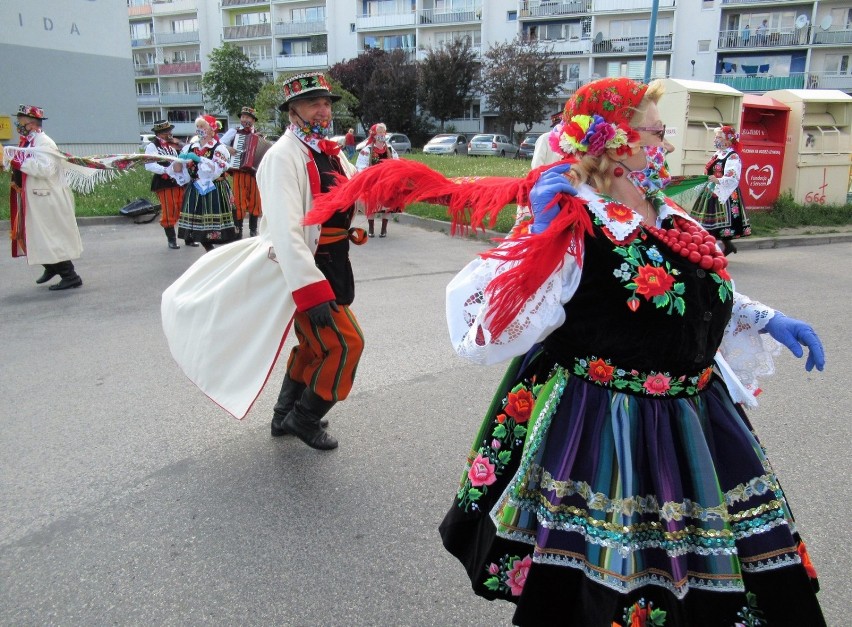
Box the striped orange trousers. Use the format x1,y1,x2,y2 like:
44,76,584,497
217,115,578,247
286,304,364,402
157,186,185,228
231,170,261,220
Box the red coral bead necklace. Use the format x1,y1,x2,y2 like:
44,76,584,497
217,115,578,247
644,215,729,274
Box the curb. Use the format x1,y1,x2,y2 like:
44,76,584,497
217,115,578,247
3,214,852,250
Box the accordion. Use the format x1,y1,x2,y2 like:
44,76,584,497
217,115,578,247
228,131,273,172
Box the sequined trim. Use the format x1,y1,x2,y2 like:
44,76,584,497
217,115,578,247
572,355,714,398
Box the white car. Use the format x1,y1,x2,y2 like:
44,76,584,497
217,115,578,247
356,132,412,154
422,134,468,156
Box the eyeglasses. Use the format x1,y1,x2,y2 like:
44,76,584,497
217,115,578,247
635,125,666,141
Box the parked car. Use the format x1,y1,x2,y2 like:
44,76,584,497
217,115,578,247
355,132,412,154
467,133,519,158
422,133,468,156
517,132,544,159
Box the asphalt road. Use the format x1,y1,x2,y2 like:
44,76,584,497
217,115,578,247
1,219,849,626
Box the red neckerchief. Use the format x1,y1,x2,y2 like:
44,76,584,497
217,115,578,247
11,133,32,170
317,139,341,157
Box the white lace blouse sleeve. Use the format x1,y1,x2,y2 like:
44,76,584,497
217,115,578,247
713,151,742,204
446,242,583,366
715,290,781,407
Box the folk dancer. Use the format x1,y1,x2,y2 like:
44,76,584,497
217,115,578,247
144,120,190,249
221,106,262,238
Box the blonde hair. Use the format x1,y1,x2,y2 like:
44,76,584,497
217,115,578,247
567,80,665,195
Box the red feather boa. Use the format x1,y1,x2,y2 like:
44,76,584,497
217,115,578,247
306,159,592,338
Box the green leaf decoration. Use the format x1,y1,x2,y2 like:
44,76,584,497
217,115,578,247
497,450,512,464
493,423,507,438
467,488,483,500
484,576,500,591
513,425,527,439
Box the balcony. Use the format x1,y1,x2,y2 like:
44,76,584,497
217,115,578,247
592,33,672,53
805,71,852,91
222,0,268,6
128,3,153,17
416,44,481,61
418,4,481,25
717,27,809,49
274,20,326,36
154,31,200,45
715,72,805,91
136,94,161,106
160,91,204,105
813,28,852,45
223,23,272,40
151,0,198,16
537,38,592,54
134,63,158,77
276,53,328,70
131,37,155,47
721,0,804,4
592,0,674,10
356,12,416,30
519,0,589,17
158,61,202,75
250,57,275,71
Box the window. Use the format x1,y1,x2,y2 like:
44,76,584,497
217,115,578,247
291,6,325,23
171,18,197,33
130,22,151,39
507,11,517,21
136,82,159,95
235,12,270,26
698,40,711,53
434,30,481,46
139,111,157,126
167,109,203,123
560,63,580,81
606,59,667,79
364,0,411,17
824,54,850,74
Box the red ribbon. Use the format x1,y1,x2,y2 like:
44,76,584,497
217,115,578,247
318,139,341,157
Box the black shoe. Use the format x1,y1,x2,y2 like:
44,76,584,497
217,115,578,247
185,240,200,247
168,240,180,249
249,230,258,238
35,265,59,285
368,232,375,238
279,389,338,450
379,233,387,238
49,275,83,291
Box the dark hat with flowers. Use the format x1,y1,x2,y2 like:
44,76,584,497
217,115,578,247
240,106,258,120
151,120,175,133
279,72,341,112
16,104,47,120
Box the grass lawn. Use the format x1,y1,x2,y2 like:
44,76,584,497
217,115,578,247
2,153,850,237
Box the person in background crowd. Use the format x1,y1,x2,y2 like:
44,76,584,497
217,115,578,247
741,23,751,45
756,19,768,44
262,72,366,450
690,125,752,255
344,127,356,160
3,104,83,290
221,106,262,238
531,111,563,169
145,120,190,249
356,122,399,238
176,115,237,251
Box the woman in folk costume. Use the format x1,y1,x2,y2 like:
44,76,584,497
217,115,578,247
144,120,190,249
176,114,237,251
355,122,399,238
305,78,827,625
3,104,83,290
690,125,752,256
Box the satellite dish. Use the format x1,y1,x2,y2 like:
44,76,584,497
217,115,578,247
820,15,832,30
795,15,809,29
593,32,603,45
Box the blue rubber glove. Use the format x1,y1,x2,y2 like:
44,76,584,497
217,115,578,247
764,313,825,372
180,151,202,164
528,163,578,234
306,300,340,328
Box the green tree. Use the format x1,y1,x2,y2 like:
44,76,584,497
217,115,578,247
418,39,478,132
478,37,561,139
201,43,266,117
254,72,359,136
328,48,388,130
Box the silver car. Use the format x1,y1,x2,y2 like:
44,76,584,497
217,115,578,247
422,133,468,156
356,132,412,154
467,133,518,158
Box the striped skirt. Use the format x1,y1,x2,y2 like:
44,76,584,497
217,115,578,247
439,352,825,626
177,179,237,244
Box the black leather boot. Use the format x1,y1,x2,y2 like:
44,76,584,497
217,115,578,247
368,219,375,237
35,263,59,285
279,388,338,450
271,375,306,436
165,226,180,249
234,216,244,240
248,214,258,237
48,261,83,291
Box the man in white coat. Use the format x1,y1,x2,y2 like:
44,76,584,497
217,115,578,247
259,72,365,451
6,105,83,290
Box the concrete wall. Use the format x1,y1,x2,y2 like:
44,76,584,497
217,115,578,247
0,0,138,150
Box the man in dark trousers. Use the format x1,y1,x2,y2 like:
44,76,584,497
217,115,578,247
257,72,365,451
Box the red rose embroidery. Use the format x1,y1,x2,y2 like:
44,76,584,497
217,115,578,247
505,389,533,424
588,358,615,384
605,202,633,223
634,265,674,299
643,373,671,395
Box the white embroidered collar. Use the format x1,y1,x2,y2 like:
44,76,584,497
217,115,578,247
576,183,696,242
289,123,322,154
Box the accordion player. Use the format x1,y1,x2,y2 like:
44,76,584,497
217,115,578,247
228,131,273,172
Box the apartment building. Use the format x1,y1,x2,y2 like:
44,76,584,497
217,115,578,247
127,0,852,139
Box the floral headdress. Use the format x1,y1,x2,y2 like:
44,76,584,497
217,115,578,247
718,125,740,148
549,77,648,159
